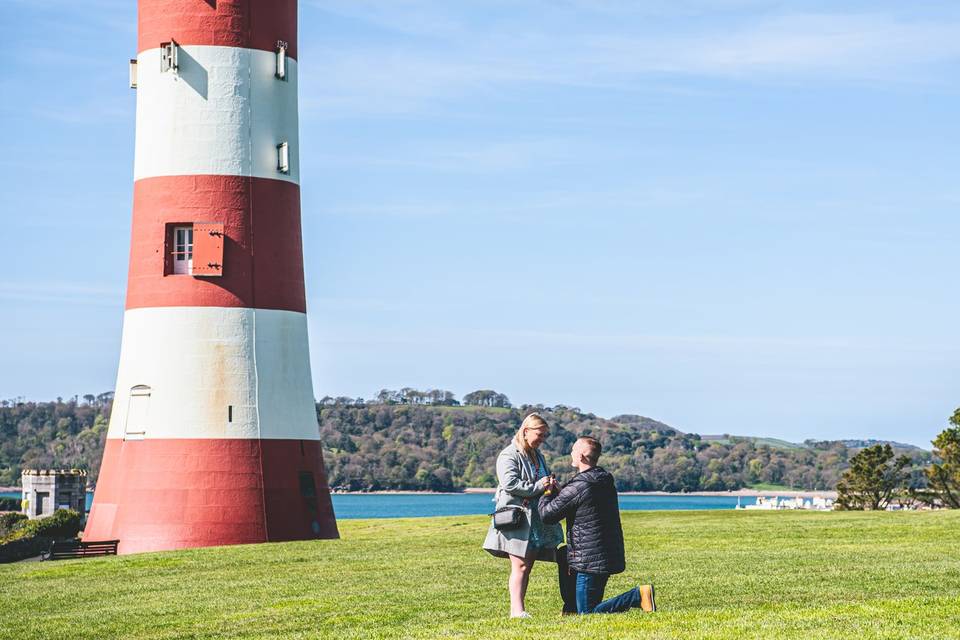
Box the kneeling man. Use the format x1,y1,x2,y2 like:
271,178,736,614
539,437,655,614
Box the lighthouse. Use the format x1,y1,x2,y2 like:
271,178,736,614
84,0,339,554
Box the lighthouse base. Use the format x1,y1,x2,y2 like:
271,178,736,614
85,438,339,554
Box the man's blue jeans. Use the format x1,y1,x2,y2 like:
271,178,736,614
575,572,641,614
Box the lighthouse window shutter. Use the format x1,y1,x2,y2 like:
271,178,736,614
276,41,288,80
160,41,178,73
192,223,225,277
277,142,290,174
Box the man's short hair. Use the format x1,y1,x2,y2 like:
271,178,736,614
578,436,602,465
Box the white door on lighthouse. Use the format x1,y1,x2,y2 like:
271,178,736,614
124,385,151,440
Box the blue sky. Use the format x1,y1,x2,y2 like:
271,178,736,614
1,1,958,446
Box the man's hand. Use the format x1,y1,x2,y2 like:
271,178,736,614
544,475,560,496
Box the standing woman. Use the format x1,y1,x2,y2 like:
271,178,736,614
483,413,564,618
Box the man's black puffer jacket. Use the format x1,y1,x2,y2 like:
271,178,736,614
539,466,625,575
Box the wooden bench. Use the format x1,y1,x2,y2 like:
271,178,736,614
41,539,119,561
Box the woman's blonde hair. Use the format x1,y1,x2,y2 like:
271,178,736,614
514,413,550,459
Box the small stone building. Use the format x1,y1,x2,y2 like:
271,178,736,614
21,470,87,520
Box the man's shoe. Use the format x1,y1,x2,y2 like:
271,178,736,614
561,609,577,616
639,584,657,612
511,611,532,619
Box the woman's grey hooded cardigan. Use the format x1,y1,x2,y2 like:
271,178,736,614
482,443,563,562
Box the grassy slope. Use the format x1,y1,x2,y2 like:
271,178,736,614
3,511,960,640
747,482,798,492
431,405,512,414
700,435,808,450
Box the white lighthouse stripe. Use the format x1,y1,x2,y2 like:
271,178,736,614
107,307,319,441
133,46,299,183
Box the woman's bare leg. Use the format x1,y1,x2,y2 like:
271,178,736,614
509,554,535,616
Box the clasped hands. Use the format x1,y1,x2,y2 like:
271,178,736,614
541,475,560,494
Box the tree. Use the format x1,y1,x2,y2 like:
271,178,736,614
463,390,511,408
376,389,399,404
399,388,421,405
425,389,458,406
917,409,960,508
835,444,911,510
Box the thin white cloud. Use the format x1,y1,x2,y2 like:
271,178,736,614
302,8,960,115
32,101,131,125
308,0,469,38
318,186,709,219
0,282,122,305
637,13,960,77
308,324,960,361
311,137,580,173
309,296,415,313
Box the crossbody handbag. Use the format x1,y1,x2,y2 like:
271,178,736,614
490,504,527,531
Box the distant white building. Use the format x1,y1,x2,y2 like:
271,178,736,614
21,470,87,520
738,495,834,511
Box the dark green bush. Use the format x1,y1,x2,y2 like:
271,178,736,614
28,509,82,539
1,509,81,543
0,497,20,511
0,512,27,536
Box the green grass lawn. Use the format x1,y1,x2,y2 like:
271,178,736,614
3,510,960,639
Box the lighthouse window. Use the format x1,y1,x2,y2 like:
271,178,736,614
173,226,194,275
275,41,288,80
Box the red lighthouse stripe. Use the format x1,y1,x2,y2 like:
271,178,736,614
126,175,306,313
139,0,298,58
84,438,339,555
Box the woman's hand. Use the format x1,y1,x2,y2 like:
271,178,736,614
542,475,559,496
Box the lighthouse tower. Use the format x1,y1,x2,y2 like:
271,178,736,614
84,0,339,554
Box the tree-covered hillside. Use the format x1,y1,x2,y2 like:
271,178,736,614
317,400,929,492
1,390,931,492
0,396,111,486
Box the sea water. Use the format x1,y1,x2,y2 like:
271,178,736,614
1,491,738,519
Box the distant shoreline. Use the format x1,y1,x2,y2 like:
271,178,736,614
619,489,839,499
335,488,840,499
2,486,838,499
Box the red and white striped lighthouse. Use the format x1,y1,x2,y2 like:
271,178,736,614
84,0,339,554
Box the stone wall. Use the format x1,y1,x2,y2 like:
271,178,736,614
21,470,87,520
